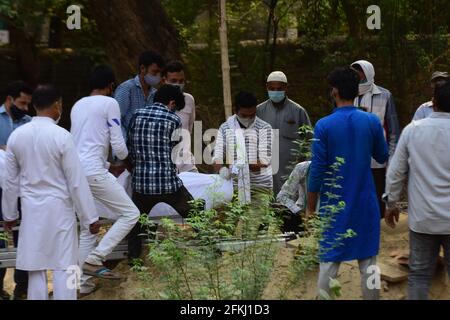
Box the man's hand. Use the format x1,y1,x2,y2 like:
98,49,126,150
109,163,127,178
3,220,17,232
385,207,400,229
89,221,101,235
249,162,269,173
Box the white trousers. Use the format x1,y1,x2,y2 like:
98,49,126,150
318,256,380,300
78,173,139,293
28,270,77,300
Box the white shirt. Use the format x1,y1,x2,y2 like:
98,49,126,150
0,150,5,188
176,93,196,133
71,95,128,176
386,112,450,234
2,117,98,270
175,93,197,173
412,101,433,121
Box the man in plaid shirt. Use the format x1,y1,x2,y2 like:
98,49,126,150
127,85,196,260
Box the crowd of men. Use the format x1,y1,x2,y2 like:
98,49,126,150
0,50,449,301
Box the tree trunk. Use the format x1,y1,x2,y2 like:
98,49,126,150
89,0,181,81
219,0,232,120
270,17,279,71
339,0,362,41
0,14,40,87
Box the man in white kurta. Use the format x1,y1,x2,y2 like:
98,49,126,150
1,85,99,300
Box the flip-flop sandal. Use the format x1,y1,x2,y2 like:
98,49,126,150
83,264,123,280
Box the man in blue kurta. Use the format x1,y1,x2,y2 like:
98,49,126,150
307,67,389,300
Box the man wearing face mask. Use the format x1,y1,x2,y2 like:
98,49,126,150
214,91,273,203
71,66,140,294
257,71,311,195
127,85,197,260
412,71,449,121
2,85,100,300
351,60,400,219
0,80,33,300
114,50,165,140
162,60,198,173
0,81,33,148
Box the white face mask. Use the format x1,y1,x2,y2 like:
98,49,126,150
237,115,255,128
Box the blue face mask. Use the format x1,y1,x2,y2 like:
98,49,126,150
144,74,161,87
268,91,286,103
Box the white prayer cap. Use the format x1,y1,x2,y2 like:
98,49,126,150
267,71,288,84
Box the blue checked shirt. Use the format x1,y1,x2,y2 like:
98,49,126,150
127,102,184,195
0,104,32,146
114,75,157,139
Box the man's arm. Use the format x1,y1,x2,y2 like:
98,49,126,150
307,123,327,215
385,93,401,161
213,125,227,173
1,143,20,224
385,125,410,207
61,136,99,232
108,100,129,160
371,115,389,165
384,125,411,228
299,107,312,127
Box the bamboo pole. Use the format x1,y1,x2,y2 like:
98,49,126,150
219,0,232,119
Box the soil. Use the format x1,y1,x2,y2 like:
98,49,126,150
4,213,449,300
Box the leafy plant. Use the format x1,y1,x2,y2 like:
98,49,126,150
133,186,283,300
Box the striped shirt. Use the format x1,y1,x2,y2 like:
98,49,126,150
128,102,183,195
213,117,273,190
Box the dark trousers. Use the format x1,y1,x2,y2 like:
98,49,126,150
281,209,304,234
372,168,386,219
0,188,28,294
408,230,450,300
128,186,196,259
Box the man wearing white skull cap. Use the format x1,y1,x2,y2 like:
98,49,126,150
257,71,311,195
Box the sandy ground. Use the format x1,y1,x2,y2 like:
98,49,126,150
4,213,450,300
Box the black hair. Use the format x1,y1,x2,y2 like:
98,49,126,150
32,84,62,111
327,67,360,101
89,65,116,91
352,64,364,73
235,91,258,111
434,81,450,113
5,81,33,100
154,84,185,111
138,50,165,69
162,60,184,77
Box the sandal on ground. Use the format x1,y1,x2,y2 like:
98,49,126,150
82,263,123,280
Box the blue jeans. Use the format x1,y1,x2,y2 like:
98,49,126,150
408,230,450,300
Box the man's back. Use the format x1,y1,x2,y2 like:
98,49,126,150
401,114,450,228
71,95,127,176
7,117,72,198
316,107,387,170
309,106,388,261
128,103,183,195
